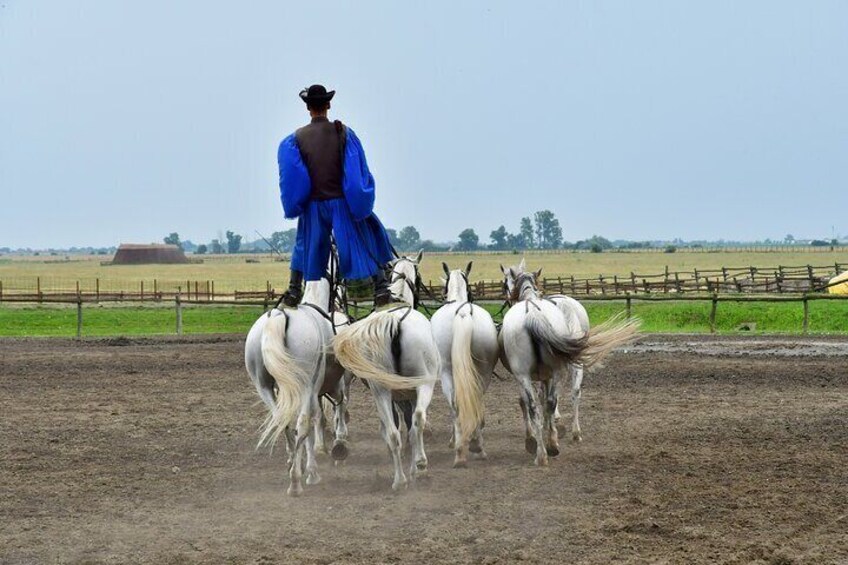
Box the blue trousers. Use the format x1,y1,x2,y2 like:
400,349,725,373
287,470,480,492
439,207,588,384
290,198,394,281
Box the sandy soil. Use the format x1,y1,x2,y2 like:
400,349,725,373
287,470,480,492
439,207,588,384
1,334,846,564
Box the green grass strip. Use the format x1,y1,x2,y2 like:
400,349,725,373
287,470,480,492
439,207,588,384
1,299,847,337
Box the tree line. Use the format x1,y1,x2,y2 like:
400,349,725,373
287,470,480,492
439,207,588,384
162,210,844,256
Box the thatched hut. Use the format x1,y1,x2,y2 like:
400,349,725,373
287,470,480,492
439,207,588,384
110,244,189,265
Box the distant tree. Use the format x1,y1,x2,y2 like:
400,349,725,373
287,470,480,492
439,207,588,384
575,235,613,251
226,231,243,254
269,229,297,253
590,243,603,253
784,234,795,244
385,228,400,250
420,240,449,252
533,210,563,249
210,239,224,254
664,245,677,253
398,226,421,251
520,217,535,249
506,232,527,250
455,228,479,251
163,232,182,249
195,244,208,255
810,239,830,247
489,225,509,250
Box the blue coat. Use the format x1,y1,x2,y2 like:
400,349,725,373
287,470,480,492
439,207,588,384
278,126,375,221
277,126,393,281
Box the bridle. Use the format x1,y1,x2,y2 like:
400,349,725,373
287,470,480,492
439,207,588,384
443,270,473,305
390,257,421,309
507,271,539,305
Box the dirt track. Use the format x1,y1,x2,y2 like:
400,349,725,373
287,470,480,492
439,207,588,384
1,334,847,564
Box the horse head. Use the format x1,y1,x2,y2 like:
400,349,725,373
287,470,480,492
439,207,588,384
442,261,473,303
389,251,423,306
500,259,542,304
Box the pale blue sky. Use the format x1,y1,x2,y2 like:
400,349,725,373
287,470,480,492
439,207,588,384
1,1,846,249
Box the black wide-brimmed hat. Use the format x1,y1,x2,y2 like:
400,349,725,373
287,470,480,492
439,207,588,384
299,84,335,105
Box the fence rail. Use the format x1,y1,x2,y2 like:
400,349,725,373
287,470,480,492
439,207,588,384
0,262,845,304
3,292,847,339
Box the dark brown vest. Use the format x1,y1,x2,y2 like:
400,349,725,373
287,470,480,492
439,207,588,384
295,117,344,201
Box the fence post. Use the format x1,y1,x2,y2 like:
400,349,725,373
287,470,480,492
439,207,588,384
96,278,100,302
626,294,632,319
211,280,215,301
175,294,183,335
140,280,144,302
76,299,83,339
0,280,3,302
709,295,718,333
803,295,809,334
37,276,42,303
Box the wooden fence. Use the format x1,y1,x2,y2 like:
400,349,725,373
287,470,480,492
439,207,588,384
0,262,844,303
2,292,845,338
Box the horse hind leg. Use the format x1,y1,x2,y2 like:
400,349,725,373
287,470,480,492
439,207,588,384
287,393,314,496
371,386,407,491
469,419,487,460
570,363,584,442
304,396,323,485
331,374,351,465
515,373,548,466
543,376,561,457
518,396,536,455
411,382,435,478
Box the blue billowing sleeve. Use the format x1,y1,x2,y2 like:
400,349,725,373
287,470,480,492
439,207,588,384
278,134,311,219
342,127,376,221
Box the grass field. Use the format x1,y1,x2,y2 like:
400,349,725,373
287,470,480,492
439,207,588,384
3,298,847,337
2,249,847,294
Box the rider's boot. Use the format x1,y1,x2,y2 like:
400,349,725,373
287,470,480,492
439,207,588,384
373,267,391,307
282,269,304,307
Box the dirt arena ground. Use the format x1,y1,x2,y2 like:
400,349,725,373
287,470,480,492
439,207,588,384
1,335,846,564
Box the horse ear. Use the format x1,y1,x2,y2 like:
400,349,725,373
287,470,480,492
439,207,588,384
519,258,526,271
535,268,543,279
465,261,473,276
415,249,424,264
508,267,516,280
499,264,506,275
442,262,450,276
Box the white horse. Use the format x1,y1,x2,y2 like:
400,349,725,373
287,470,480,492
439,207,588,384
430,262,499,467
244,277,351,496
500,260,639,466
333,252,440,490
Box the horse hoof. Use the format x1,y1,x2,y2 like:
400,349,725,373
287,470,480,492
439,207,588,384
546,445,560,457
572,432,582,443
391,479,407,492
534,456,549,467
287,484,303,497
331,441,349,461
469,439,483,454
453,459,468,469
305,473,321,486
471,450,488,461
524,437,537,455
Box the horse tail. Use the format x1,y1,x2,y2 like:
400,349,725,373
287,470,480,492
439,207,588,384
451,310,484,443
333,312,434,390
579,314,641,368
524,303,590,364
258,312,310,447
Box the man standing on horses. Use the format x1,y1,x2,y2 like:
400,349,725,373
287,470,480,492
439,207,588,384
277,84,394,307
